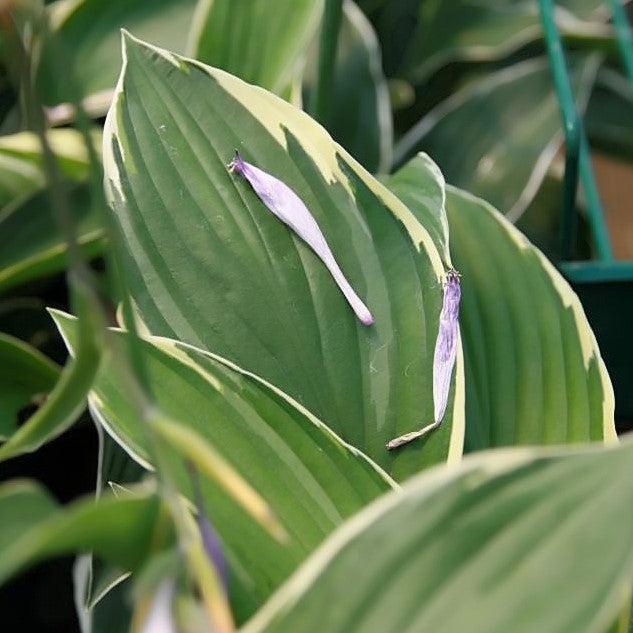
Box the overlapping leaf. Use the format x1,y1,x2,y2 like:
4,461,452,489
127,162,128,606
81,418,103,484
53,311,394,621
36,0,198,107
0,182,105,293
386,154,615,451
303,0,393,173
0,129,91,207
102,33,464,479
244,438,633,633
399,0,609,84
190,0,323,94
394,56,600,221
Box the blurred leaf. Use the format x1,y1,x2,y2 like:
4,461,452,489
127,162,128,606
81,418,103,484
0,182,105,293
244,438,633,633
446,183,615,451
586,67,633,160
400,0,609,84
394,55,599,221
303,0,393,172
0,479,168,588
189,0,323,94
515,166,593,262
102,33,465,480
0,129,92,207
36,0,198,108
0,297,101,462
0,332,59,440
53,310,395,621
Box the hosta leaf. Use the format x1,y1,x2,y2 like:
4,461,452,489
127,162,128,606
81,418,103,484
447,185,615,450
303,0,393,173
244,439,633,633
0,479,167,587
387,155,615,450
384,152,450,266
0,182,105,293
103,33,464,479
0,129,91,207
394,56,600,221
36,0,197,107
53,310,394,621
189,0,323,94
400,0,608,84
0,333,59,439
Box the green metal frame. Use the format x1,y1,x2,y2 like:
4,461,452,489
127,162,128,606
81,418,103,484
538,0,633,422
538,0,633,275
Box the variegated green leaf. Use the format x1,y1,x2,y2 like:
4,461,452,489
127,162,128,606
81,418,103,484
303,0,393,172
386,154,615,450
243,438,633,633
53,310,394,621
102,33,464,479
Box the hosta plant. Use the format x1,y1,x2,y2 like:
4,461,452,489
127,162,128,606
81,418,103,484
0,1,631,632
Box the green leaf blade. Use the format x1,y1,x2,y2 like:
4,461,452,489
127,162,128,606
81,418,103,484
103,33,464,479
53,310,394,620
244,440,633,633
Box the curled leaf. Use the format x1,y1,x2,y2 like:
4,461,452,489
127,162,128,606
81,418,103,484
387,269,461,450
228,151,373,325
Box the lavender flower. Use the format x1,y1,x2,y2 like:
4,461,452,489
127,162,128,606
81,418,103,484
188,465,228,592
387,269,461,450
228,151,373,325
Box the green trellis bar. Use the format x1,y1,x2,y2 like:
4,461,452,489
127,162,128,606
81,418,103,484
538,0,614,262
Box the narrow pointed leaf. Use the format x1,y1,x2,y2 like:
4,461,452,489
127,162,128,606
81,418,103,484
102,33,464,479
0,333,60,440
0,479,168,588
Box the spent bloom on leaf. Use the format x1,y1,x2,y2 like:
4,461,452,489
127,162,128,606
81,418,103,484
189,465,228,593
228,151,373,325
387,269,461,450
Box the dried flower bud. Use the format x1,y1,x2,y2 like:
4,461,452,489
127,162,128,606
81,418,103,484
228,151,373,325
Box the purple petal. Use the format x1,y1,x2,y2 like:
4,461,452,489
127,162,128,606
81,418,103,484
432,269,461,423
386,269,460,450
228,151,373,326
188,466,228,592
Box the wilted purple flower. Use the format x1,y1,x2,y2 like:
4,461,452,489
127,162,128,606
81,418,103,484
188,465,228,592
387,269,461,450
228,151,373,325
